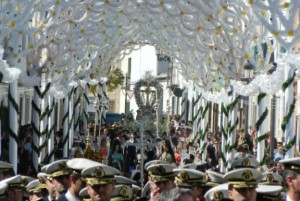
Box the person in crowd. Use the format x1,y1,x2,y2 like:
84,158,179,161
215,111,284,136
274,145,285,161
0,161,15,181
108,139,124,172
173,168,206,201
45,159,70,200
171,130,178,148
1,175,35,201
81,164,120,201
124,133,137,175
204,183,232,201
146,163,176,201
158,188,193,201
206,132,213,146
40,164,56,201
98,138,108,164
56,158,100,201
234,144,252,159
159,139,176,164
172,115,181,131
274,142,283,153
280,157,300,201
24,137,33,158
206,136,221,170
26,179,44,201
174,147,181,167
265,131,278,152
225,168,262,201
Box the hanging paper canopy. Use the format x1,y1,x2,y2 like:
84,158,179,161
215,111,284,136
0,0,299,98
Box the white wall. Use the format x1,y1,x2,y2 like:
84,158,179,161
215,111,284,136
118,45,158,117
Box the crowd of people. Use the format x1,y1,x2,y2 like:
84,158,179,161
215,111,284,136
0,113,299,200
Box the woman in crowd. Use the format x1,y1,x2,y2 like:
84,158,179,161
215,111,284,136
99,138,108,164
108,139,124,171
159,139,176,164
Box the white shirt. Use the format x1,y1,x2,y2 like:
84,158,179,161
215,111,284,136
287,194,295,201
65,189,81,201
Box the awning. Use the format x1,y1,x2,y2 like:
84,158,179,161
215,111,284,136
105,112,122,123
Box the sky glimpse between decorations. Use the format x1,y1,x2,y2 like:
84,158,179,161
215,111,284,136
0,0,300,103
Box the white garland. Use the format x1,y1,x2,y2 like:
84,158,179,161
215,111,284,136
49,85,68,100
202,90,232,105
0,46,21,83
18,71,41,87
231,55,287,96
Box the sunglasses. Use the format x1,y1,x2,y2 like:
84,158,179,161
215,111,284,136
155,180,170,186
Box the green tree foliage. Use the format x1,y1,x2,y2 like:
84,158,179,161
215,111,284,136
106,68,124,92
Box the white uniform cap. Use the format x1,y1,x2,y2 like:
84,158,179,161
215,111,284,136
115,176,136,185
204,183,231,201
146,163,176,182
79,187,89,198
132,184,141,200
0,182,8,198
0,161,14,174
260,172,283,185
224,168,262,189
130,169,140,180
1,175,35,189
144,160,170,170
256,185,283,201
81,165,120,185
181,161,207,169
45,159,70,178
37,172,47,184
204,170,228,187
279,157,300,172
26,179,40,193
142,181,150,197
110,185,132,201
67,158,102,171
173,168,205,187
231,157,259,170
67,158,102,176
41,164,49,172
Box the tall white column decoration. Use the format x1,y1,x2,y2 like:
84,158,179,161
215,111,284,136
83,84,90,133
21,93,26,126
200,97,208,160
101,80,108,125
27,92,33,125
32,88,40,171
297,78,300,152
220,103,228,173
68,88,74,150
256,92,268,165
218,104,222,132
228,92,238,169
0,98,2,158
48,93,55,163
38,71,49,165
181,92,187,123
56,99,61,132
223,92,239,171
74,87,80,136
63,97,69,158
8,81,19,173
97,82,103,128
191,93,201,141
282,64,296,159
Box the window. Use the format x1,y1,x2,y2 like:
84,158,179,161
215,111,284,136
109,100,115,112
